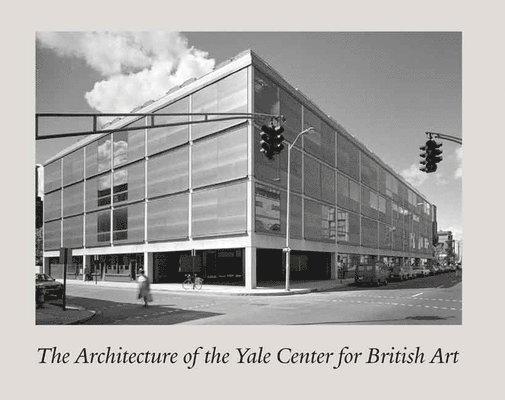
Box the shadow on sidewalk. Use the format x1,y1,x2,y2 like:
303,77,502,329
63,296,223,325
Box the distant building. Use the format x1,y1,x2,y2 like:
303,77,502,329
36,165,43,267
436,230,454,265
42,50,438,288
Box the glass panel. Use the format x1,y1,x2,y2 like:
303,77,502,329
361,186,378,220
192,126,248,188
361,217,378,248
377,166,387,195
378,195,387,223
255,184,281,234
113,129,145,167
361,153,378,190
337,208,360,245
86,135,112,177
44,159,61,193
192,68,248,140
348,179,360,213
254,69,279,116
62,148,84,186
147,194,189,241
337,173,349,209
379,222,392,250
44,190,61,221
279,88,301,143
113,203,145,244
149,97,189,155
62,182,83,217
304,155,321,199
303,108,323,159
44,220,61,250
63,215,83,248
85,172,111,211
85,210,111,246
147,146,189,197
304,199,336,242
113,161,145,205
337,132,359,180
321,164,335,204
192,181,247,237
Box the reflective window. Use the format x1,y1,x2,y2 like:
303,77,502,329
86,135,111,177
62,182,83,217
304,199,336,241
113,161,145,205
63,149,84,186
279,88,302,143
149,97,189,155
192,126,248,188
379,222,392,250
361,186,378,219
254,70,279,116
192,68,248,140
44,190,61,221
303,108,335,165
377,166,387,195
378,195,387,223
337,133,359,180
361,153,378,190
113,203,145,244
337,173,350,209
63,215,83,248
349,180,360,213
337,209,360,245
147,146,189,197
85,173,111,211
321,164,335,204
192,181,247,237
113,129,145,167
44,220,61,250
304,155,321,199
85,210,110,246
361,217,378,248
147,194,189,241
44,160,61,193
255,184,281,234
254,184,302,239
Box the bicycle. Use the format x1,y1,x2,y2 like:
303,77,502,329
182,274,203,290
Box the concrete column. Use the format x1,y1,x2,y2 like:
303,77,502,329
84,255,92,281
144,251,154,281
330,252,337,280
244,246,256,290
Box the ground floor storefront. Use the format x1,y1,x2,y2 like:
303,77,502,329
44,246,433,289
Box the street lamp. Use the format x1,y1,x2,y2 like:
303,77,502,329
285,127,314,291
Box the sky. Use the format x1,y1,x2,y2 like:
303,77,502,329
35,31,462,239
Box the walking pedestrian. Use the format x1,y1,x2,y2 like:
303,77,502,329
137,268,152,307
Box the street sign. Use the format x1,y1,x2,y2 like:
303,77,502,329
282,247,291,253
59,247,72,265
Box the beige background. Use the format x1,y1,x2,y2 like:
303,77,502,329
2,0,503,398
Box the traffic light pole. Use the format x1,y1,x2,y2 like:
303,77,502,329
426,131,462,145
285,127,314,291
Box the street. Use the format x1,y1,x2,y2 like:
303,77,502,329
62,272,461,325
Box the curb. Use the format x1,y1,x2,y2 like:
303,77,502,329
68,310,97,325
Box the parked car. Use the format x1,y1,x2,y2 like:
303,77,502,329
427,265,440,275
35,273,63,299
414,267,430,278
390,265,411,281
355,262,390,286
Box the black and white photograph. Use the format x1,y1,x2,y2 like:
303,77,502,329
35,31,463,325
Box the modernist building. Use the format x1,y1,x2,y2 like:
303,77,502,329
436,230,455,265
42,50,437,288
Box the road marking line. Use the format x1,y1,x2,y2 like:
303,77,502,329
425,306,431,308
412,292,423,298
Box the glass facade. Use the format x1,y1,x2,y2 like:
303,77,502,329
43,55,436,284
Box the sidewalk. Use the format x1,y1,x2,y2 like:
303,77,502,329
36,302,96,325
64,278,355,296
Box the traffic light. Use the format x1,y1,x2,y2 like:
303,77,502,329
260,125,275,159
260,124,285,159
419,139,443,173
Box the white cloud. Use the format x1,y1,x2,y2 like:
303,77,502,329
37,32,215,114
400,163,428,187
454,147,463,179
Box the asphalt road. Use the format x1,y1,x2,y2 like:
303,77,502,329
64,272,462,325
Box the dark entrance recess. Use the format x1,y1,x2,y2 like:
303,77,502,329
153,249,245,285
257,248,331,283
